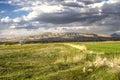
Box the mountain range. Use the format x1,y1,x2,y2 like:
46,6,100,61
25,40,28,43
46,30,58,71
1,32,119,43
111,33,120,37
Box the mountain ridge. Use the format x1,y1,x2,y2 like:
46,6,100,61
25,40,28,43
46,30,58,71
111,33,120,37
1,32,116,43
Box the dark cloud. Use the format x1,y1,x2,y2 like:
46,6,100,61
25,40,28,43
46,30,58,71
61,2,84,7
77,0,101,4
30,0,120,33
14,26,39,29
35,12,81,24
34,11,108,25
102,2,120,13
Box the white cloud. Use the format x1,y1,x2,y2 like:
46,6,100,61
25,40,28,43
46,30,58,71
13,17,22,22
0,11,5,14
14,7,31,12
0,27,64,38
23,11,39,21
1,16,12,23
32,5,64,13
9,26,16,29
0,29,42,38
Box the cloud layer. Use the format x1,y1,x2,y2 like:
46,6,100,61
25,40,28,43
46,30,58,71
0,0,120,38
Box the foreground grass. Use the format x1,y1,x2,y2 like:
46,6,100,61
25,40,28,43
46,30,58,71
0,42,120,80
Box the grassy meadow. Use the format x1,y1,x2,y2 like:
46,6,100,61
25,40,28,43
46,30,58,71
0,42,120,80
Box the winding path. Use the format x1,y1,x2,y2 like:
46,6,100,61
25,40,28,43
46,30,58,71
63,43,87,51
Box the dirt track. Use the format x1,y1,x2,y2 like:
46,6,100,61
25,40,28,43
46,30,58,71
63,43,87,51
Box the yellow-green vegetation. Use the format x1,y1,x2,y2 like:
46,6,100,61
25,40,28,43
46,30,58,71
0,42,120,80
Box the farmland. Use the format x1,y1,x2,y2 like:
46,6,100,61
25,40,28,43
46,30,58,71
0,42,120,80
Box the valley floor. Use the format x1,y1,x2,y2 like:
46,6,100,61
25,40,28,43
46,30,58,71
0,41,120,80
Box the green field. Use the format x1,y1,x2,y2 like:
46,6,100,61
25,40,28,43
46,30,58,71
0,42,120,80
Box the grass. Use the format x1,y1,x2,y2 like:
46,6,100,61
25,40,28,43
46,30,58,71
0,42,120,80
72,41,120,53
73,42,120,59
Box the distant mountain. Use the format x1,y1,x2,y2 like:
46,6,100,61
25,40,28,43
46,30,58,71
1,32,114,43
111,33,120,37
27,32,111,39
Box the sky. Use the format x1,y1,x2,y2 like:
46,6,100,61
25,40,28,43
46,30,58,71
0,0,120,38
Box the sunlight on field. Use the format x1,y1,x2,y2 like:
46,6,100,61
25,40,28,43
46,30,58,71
0,42,120,80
